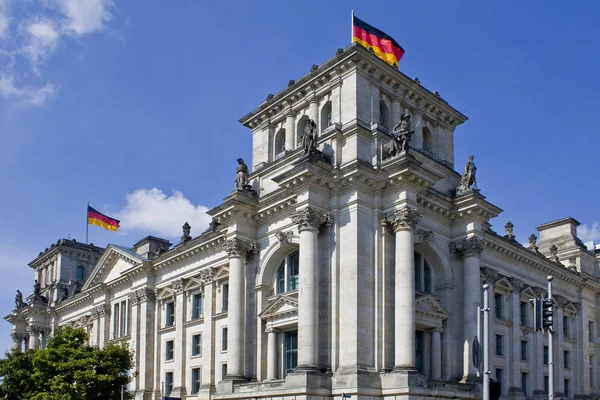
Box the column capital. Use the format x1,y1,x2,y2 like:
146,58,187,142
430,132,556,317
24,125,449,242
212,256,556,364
136,288,155,303
449,236,486,259
172,278,185,294
481,267,500,284
386,206,422,231
223,238,258,258
92,304,109,318
508,277,525,293
291,207,329,232
199,268,215,285
430,326,444,333
129,291,140,306
553,294,569,308
265,326,279,334
27,326,42,335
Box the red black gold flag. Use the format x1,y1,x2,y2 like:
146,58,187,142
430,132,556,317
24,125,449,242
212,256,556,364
352,14,405,68
87,205,120,232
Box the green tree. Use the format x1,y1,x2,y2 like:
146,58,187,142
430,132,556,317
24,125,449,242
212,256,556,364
0,327,134,400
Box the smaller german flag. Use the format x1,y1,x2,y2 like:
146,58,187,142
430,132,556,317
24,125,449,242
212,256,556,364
352,14,405,68
87,205,120,232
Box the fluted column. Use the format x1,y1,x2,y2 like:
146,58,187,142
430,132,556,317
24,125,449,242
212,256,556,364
431,327,443,380
223,238,255,379
266,327,279,380
285,113,296,151
292,207,328,371
387,206,422,370
450,236,486,381
95,305,109,347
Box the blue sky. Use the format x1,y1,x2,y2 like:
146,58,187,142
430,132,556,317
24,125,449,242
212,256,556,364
0,0,599,352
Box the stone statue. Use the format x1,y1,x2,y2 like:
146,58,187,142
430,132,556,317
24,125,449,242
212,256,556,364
456,155,478,195
60,286,68,301
235,158,249,191
181,222,192,243
392,114,413,153
15,290,23,309
301,118,318,154
33,280,41,296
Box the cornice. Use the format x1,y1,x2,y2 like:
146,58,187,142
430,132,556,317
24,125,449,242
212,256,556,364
153,234,227,270
453,190,503,222
54,292,92,313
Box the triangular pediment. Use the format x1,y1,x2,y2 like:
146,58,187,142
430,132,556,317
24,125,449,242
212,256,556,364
259,294,298,320
416,294,448,320
213,265,229,282
83,245,146,290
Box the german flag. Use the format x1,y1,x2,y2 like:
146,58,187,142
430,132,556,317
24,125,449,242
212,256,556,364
352,14,405,68
87,205,120,232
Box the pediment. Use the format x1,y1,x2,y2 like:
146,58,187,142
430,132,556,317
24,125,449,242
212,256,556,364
259,294,298,320
83,245,145,290
416,294,448,320
213,265,229,282
521,286,537,299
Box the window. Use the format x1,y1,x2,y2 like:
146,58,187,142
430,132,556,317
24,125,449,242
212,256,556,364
191,367,201,394
416,330,424,373
192,334,202,357
496,368,503,395
423,127,433,153
544,375,549,394
543,345,549,365
564,379,570,398
521,340,528,361
285,331,298,375
521,372,528,395
165,372,173,396
520,302,528,326
165,340,174,361
165,302,175,327
589,321,595,343
494,293,504,319
378,100,389,129
495,334,504,356
275,251,299,294
222,327,228,352
221,363,227,381
192,294,203,319
320,101,332,132
76,265,85,281
222,284,229,312
274,129,285,158
563,315,570,338
564,350,570,369
414,252,432,293
112,300,129,338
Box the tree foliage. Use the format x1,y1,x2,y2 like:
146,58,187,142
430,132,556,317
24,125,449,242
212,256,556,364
0,327,133,400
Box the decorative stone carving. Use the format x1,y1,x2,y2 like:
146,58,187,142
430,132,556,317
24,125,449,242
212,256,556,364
59,286,68,302
136,288,155,303
288,80,295,87
129,292,140,306
291,207,329,232
265,326,279,334
94,304,109,318
508,277,525,292
528,233,539,252
172,279,185,294
549,244,559,263
553,294,568,308
223,238,258,258
78,315,89,327
567,257,577,272
181,222,192,243
235,158,252,192
386,206,422,231
449,236,486,259
415,229,433,244
504,221,515,240
200,268,215,285
481,267,499,284
275,230,293,245
300,119,318,154
382,114,414,160
27,326,42,336
15,290,23,309
207,218,221,233
430,326,444,333
336,48,344,55
456,155,478,195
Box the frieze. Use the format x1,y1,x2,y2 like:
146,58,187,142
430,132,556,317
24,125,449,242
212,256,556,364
386,206,422,231
449,236,486,259
291,207,329,232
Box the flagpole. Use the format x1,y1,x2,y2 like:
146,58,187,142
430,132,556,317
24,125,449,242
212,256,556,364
85,202,89,244
351,10,354,44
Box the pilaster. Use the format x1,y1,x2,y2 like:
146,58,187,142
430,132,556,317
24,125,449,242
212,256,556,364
170,279,187,397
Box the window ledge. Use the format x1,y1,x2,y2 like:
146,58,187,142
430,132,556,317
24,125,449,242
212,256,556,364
191,354,202,359
165,359,174,363
495,318,513,328
184,318,204,327
108,335,131,344
564,337,577,344
158,326,176,334
213,311,228,319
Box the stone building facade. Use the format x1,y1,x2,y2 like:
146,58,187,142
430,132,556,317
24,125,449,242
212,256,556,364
5,44,600,400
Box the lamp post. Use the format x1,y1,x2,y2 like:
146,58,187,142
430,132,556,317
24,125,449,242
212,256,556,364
547,276,554,400
482,283,490,400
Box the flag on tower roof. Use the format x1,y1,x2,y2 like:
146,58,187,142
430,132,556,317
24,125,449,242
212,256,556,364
87,205,120,232
352,14,405,68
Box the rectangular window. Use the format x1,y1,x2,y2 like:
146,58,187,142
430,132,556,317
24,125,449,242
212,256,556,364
496,368,503,395
288,256,299,291
544,375,549,394
165,302,175,327
495,334,504,356
119,300,127,336
165,371,173,396
112,303,119,337
222,284,229,312
494,293,504,319
589,321,595,343
520,302,528,326
191,367,201,394
192,334,202,357
221,363,227,381
564,379,570,398
276,266,285,294
165,340,174,361
192,294,203,319
521,372,528,396
521,340,528,361
563,315,570,338
564,350,570,369
543,345,549,365
415,331,424,373
285,331,298,374
222,327,228,352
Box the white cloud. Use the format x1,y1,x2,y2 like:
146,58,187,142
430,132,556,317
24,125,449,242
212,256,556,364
117,188,212,239
58,0,114,35
23,19,60,66
0,0,10,39
0,74,56,105
578,222,600,243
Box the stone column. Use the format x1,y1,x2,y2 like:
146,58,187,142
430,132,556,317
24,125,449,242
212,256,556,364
11,332,23,351
96,305,109,348
266,327,279,380
390,97,402,127
291,207,328,370
200,269,214,389
387,206,422,370
431,327,443,380
450,236,486,381
27,326,41,350
555,302,565,394
170,279,187,397
137,288,155,396
285,113,296,151
412,109,424,150
308,99,319,128
223,238,255,380
128,292,140,392
509,281,525,394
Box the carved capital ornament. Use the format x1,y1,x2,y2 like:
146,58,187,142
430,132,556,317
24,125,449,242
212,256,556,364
223,238,258,258
386,206,422,231
449,236,487,259
291,207,329,232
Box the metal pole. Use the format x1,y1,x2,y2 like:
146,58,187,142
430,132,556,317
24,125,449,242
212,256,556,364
483,283,490,400
121,385,124,400
547,276,554,400
85,202,89,244
477,306,482,377
351,10,354,44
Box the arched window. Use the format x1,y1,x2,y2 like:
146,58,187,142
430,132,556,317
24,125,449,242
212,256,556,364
414,252,432,293
379,100,390,130
274,129,286,159
275,251,299,294
423,127,433,154
76,265,85,281
320,101,332,132
296,116,308,146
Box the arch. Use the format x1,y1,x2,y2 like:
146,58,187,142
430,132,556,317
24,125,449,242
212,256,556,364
274,128,286,159
256,236,300,289
379,100,390,130
296,115,309,146
76,265,85,281
414,240,453,290
423,127,433,153
320,101,332,132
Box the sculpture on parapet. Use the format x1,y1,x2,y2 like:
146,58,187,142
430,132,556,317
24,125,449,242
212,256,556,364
456,155,478,195
60,286,69,301
235,158,251,191
15,290,23,309
382,114,413,160
301,118,318,154
181,222,192,243
31,280,48,304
